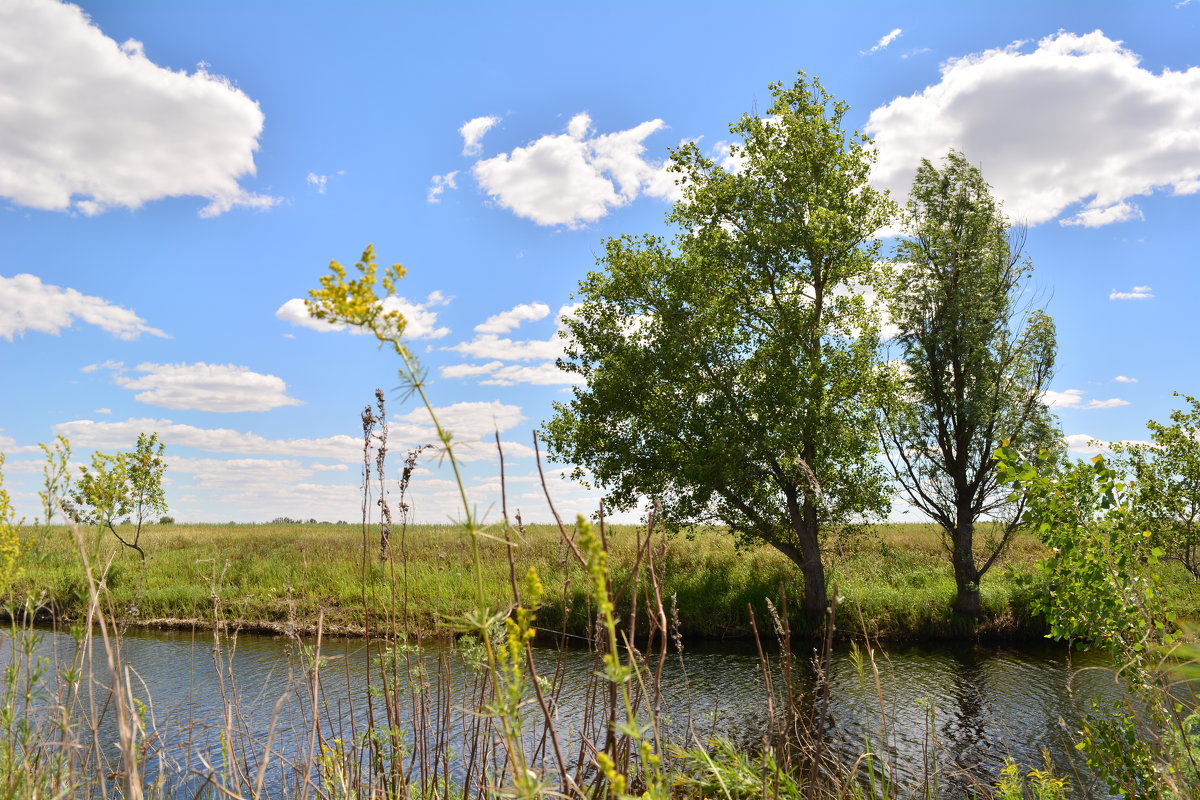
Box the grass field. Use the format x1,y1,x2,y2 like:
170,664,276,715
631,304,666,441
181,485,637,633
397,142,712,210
9,520,1085,640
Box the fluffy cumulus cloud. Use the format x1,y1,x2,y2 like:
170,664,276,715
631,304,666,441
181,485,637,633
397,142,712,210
276,291,451,339
1042,389,1130,410
441,303,582,386
97,362,303,412
0,273,167,341
1110,285,1154,300
0,0,275,217
866,31,1200,227
472,113,674,227
54,417,361,461
460,116,500,156
1114,375,1138,383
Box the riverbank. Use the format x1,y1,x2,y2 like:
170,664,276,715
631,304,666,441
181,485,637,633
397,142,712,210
9,521,1194,641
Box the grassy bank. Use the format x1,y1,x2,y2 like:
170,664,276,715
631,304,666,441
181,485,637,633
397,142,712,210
7,520,1116,640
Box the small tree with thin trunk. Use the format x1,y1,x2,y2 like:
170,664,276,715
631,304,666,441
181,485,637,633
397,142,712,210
881,151,1058,617
69,432,167,562
1112,392,1200,580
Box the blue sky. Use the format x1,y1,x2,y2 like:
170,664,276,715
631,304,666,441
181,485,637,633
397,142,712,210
2,0,1198,524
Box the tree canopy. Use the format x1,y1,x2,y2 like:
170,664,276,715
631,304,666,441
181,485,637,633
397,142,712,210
881,151,1057,616
68,432,167,562
545,74,896,618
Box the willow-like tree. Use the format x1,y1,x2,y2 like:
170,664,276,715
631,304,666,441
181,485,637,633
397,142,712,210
544,74,896,620
881,152,1058,617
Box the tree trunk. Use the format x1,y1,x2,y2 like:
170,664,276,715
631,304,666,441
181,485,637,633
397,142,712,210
797,502,827,619
776,493,827,622
950,519,982,617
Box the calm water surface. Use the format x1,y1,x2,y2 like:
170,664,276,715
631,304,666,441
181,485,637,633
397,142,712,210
4,624,1126,798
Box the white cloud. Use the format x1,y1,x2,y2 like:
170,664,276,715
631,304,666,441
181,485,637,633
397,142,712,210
481,363,583,387
427,171,458,203
441,360,506,379
390,401,536,463
1109,285,1154,300
441,304,580,386
447,334,563,362
1114,375,1138,383
901,47,932,60
0,274,167,341
105,362,303,412
460,116,500,156
1042,389,1131,409
81,359,125,374
306,173,328,193
1061,200,1143,227
0,431,40,455
866,31,1200,228
474,302,551,334
166,456,362,522
1063,433,1105,455
472,113,671,227
54,417,362,461
0,0,275,216
1063,433,1152,456
392,400,525,442
862,28,903,55
276,291,451,339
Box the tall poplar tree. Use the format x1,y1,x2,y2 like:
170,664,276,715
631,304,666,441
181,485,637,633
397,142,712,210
882,151,1058,617
545,74,895,620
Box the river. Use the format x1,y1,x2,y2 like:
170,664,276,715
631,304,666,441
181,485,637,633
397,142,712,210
2,623,1127,798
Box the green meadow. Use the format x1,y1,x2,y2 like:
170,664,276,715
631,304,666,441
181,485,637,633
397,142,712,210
16,519,1183,641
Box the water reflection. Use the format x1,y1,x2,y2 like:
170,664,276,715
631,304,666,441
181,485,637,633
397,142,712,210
1,625,1121,798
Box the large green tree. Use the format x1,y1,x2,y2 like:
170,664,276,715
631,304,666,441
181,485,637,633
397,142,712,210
881,152,1058,617
545,75,896,619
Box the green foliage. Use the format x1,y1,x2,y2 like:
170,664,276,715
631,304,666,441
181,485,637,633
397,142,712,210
671,737,804,800
0,455,22,593
997,444,1198,799
305,243,410,359
68,432,167,562
882,151,1058,617
1111,393,1200,580
995,444,1170,651
993,755,1071,800
546,73,896,615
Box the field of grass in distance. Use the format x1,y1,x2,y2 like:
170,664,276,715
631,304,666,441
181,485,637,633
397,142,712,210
10,521,1195,641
